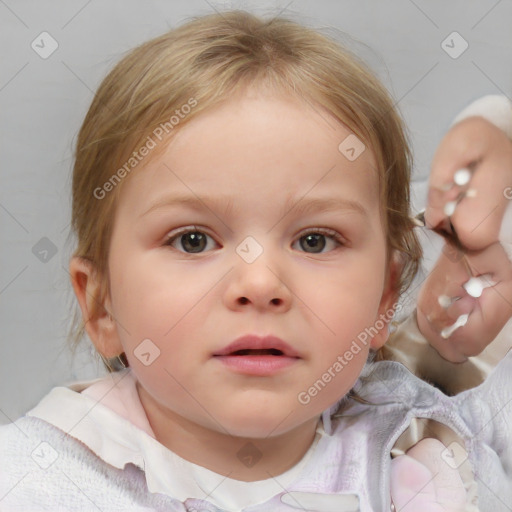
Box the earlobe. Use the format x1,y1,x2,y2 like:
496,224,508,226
69,257,123,357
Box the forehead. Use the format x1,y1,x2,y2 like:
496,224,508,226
117,92,381,218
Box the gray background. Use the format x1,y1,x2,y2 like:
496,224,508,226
1,0,511,422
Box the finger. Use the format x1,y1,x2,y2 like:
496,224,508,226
441,294,475,324
417,297,475,363
450,162,511,250
466,242,512,291
423,281,473,330
428,122,485,191
427,119,512,249
416,309,469,363
417,248,471,328
427,243,512,357
463,243,512,338
426,122,487,229
425,186,452,231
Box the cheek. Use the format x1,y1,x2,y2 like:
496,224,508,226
108,253,206,342
310,256,386,326
303,256,386,380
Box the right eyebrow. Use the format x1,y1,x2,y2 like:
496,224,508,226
140,193,236,218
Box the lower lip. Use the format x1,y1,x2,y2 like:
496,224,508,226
213,355,299,375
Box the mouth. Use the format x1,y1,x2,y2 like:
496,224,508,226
212,335,300,375
213,335,300,358
229,348,285,356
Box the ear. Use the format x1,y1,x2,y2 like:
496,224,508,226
370,253,402,350
69,256,123,358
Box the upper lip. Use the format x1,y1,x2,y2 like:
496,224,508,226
213,335,301,358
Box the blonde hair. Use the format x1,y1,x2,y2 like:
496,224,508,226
70,10,421,363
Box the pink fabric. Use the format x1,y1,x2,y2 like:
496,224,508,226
80,372,469,509
81,370,156,438
390,438,467,511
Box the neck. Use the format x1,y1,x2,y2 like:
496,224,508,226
136,382,320,481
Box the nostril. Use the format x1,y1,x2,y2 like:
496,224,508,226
271,298,282,305
239,297,249,305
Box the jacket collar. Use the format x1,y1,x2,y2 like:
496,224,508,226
26,368,366,511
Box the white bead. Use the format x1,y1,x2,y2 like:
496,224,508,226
454,168,472,186
463,277,484,298
463,275,496,298
441,314,469,339
444,201,457,217
438,295,452,308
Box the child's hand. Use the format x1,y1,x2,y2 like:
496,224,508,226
424,116,512,251
416,241,512,362
390,438,467,511
417,115,512,362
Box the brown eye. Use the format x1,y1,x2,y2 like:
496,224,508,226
293,229,345,254
165,229,216,254
299,233,326,253
179,232,207,253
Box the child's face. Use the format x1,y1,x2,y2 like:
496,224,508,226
104,91,396,438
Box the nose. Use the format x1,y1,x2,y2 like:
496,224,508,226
223,253,293,313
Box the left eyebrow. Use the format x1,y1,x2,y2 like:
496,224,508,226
265,195,368,233
282,196,368,218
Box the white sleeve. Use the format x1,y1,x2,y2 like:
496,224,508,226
452,94,512,139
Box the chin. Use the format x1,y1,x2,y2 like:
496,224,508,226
218,408,312,439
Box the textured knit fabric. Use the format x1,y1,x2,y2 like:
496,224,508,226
2,352,512,511
21,369,321,511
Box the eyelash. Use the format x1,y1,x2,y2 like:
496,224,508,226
163,226,347,254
